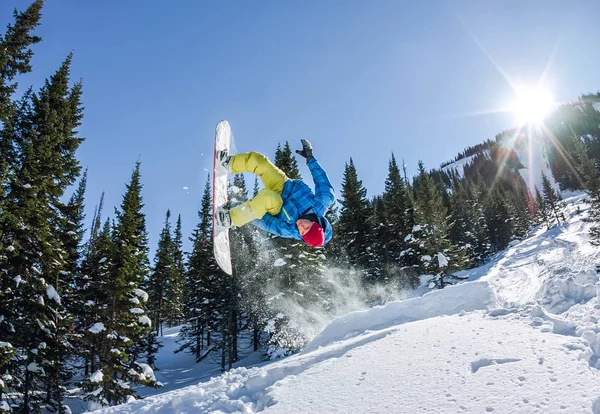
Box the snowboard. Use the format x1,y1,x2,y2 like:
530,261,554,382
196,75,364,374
212,120,232,275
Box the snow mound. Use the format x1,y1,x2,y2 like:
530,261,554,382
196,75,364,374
305,280,495,351
538,273,598,314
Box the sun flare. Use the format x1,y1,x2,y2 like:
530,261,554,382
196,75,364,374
512,86,555,125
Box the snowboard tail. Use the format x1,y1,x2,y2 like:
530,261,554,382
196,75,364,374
212,120,232,275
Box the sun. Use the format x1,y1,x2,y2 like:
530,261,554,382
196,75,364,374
512,86,555,125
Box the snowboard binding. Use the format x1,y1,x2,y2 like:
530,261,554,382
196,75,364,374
216,149,232,172
215,205,233,228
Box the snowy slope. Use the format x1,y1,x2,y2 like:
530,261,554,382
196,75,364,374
441,153,481,177
441,131,560,194
92,194,600,414
509,131,560,194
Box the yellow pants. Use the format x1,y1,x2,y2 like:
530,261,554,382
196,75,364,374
229,152,288,227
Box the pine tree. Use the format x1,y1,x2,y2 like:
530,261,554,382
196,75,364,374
87,192,105,256
0,0,42,122
466,178,492,263
535,186,551,229
147,210,177,336
508,179,534,239
170,215,185,326
253,176,260,197
409,161,467,288
383,153,415,270
0,0,43,214
483,185,513,252
370,195,388,280
76,193,106,381
569,130,600,244
541,172,565,227
60,170,88,332
60,170,87,283
177,176,221,362
274,141,301,179
79,218,116,409
44,170,88,412
81,162,158,408
449,174,491,266
0,52,84,412
337,158,372,277
449,173,473,259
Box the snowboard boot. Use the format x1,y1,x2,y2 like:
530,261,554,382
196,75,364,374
215,206,233,228
216,150,232,172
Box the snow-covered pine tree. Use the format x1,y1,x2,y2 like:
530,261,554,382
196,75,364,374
79,218,116,409
83,162,158,408
449,173,492,266
177,176,221,362
61,169,88,303
76,194,107,378
503,179,533,241
449,173,474,260
44,170,88,411
370,195,388,281
87,192,105,257
0,1,42,226
409,161,468,288
465,178,492,264
569,129,600,244
0,0,42,123
382,153,415,271
170,215,185,326
59,172,88,377
147,210,177,336
482,184,513,252
30,51,86,413
0,51,84,412
541,172,565,227
337,158,373,278
534,186,551,229
115,162,159,387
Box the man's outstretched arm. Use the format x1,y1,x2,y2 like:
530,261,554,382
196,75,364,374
307,157,335,209
296,139,335,210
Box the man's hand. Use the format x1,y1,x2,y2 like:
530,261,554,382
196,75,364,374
295,138,314,162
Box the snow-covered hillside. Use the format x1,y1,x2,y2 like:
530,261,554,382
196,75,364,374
510,131,560,194
92,194,600,414
441,152,482,178
441,131,560,194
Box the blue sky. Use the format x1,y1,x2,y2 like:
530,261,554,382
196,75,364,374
3,0,600,252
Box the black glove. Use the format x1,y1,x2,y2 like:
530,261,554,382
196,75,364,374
295,138,314,162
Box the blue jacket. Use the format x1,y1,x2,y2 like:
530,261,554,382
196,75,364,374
252,157,335,244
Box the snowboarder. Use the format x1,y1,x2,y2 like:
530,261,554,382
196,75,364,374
215,139,334,247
